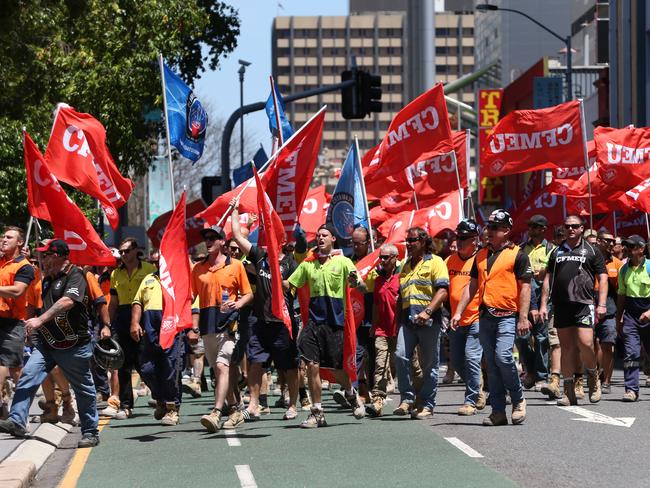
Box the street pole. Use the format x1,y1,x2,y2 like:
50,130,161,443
238,65,245,168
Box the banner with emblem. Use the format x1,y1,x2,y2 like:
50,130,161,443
481,100,585,178
162,61,208,163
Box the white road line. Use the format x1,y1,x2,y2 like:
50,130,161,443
444,437,484,458
235,465,257,488
225,430,241,446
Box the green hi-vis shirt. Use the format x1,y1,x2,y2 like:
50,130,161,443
618,259,650,298
287,254,357,327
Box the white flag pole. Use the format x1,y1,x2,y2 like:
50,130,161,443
24,217,34,251
354,136,374,252
578,98,593,229
451,150,465,221
215,105,328,228
158,53,176,207
270,76,284,147
645,214,650,241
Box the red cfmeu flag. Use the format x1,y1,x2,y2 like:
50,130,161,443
253,166,292,336
45,105,134,230
366,131,468,201
595,126,650,166
364,83,453,186
298,185,331,241
510,186,565,236
378,191,462,243
343,283,358,383
620,176,650,214
24,132,115,266
159,192,193,349
481,100,585,178
198,108,326,242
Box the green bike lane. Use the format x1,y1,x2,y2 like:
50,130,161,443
72,393,517,488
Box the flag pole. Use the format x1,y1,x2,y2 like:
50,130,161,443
464,129,474,219
612,212,617,237
578,98,593,229
451,151,465,221
354,136,374,252
24,217,34,251
645,214,650,241
215,105,328,228
270,76,284,147
158,53,176,206
34,218,43,271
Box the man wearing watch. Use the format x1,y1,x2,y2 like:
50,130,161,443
539,215,608,406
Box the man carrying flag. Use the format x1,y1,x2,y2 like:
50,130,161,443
229,192,300,421
284,224,366,427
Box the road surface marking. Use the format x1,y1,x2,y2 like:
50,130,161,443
225,430,241,446
235,465,257,488
58,418,110,488
557,405,635,427
444,437,484,458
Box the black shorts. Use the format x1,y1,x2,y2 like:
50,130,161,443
247,319,298,370
553,302,594,329
0,318,25,368
298,321,344,370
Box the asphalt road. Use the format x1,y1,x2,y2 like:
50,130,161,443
33,368,650,488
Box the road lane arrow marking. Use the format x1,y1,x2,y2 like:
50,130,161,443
558,405,635,427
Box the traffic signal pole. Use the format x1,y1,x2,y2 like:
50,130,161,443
220,79,355,191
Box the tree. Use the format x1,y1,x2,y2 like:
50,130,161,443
0,0,240,226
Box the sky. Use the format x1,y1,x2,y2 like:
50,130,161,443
194,0,348,168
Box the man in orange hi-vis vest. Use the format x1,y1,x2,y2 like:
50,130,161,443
451,210,533,427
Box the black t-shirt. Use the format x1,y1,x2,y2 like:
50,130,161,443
39,265,90,349
248,245,297,325
547,238,606,306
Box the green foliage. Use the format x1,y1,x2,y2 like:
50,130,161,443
0,0,239,226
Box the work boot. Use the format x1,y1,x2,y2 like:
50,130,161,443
622,390,639,402
153,400,166,420
59,393,76,425
200,408,222,433
300,407,327,428
482,411,508,426
161,403,179,426
365,396,385,418
77,433,99,448
100,395,120,417
475,391,487,410
40,400,59,424
511,399,526,425
557,379,578,406
540,373,562,399
392,402,414,416
587,369,601,403
457,404,477,416
574,374,585,399
182,377,202,398
223,406,245,429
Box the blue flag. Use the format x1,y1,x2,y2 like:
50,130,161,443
326,143,370,255
232,146,268,187
163,63,208,163
265,84,294,142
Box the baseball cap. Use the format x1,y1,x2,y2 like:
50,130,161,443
455,219,479,237
488,209,513,228
624,234,647,247
527,214,548,227
36,239,69,256
200,224,226,240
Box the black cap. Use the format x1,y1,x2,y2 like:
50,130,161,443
317,223,337,238
36,239,69,256
456,219,479,237
624,234,647,247
488,209,513,228
527,214,548,227
200,225,226,240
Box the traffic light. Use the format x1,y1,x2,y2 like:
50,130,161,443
201,176,222,205
341,69,382,119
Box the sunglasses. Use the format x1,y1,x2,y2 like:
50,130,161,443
602,239,615,244
486,224,506,231
457,235,476,241
378,254,394,260
229,246,241,252
564,224,582,230
41,251,56,257
203,235,219,242
405,237,421,243
118,248,135,255
528,223,546,229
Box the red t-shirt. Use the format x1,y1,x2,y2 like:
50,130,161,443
372,273,400,337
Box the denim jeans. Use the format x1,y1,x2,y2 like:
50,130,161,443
479,315,523,413
622,312,650,394
448,322,483,405
395,319,441,410
9,341,98,436
514,318,549,382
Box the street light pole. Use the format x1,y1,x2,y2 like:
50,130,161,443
476,4,572,100
238,59,251,169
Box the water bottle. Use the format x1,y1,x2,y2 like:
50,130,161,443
221,289,230,311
